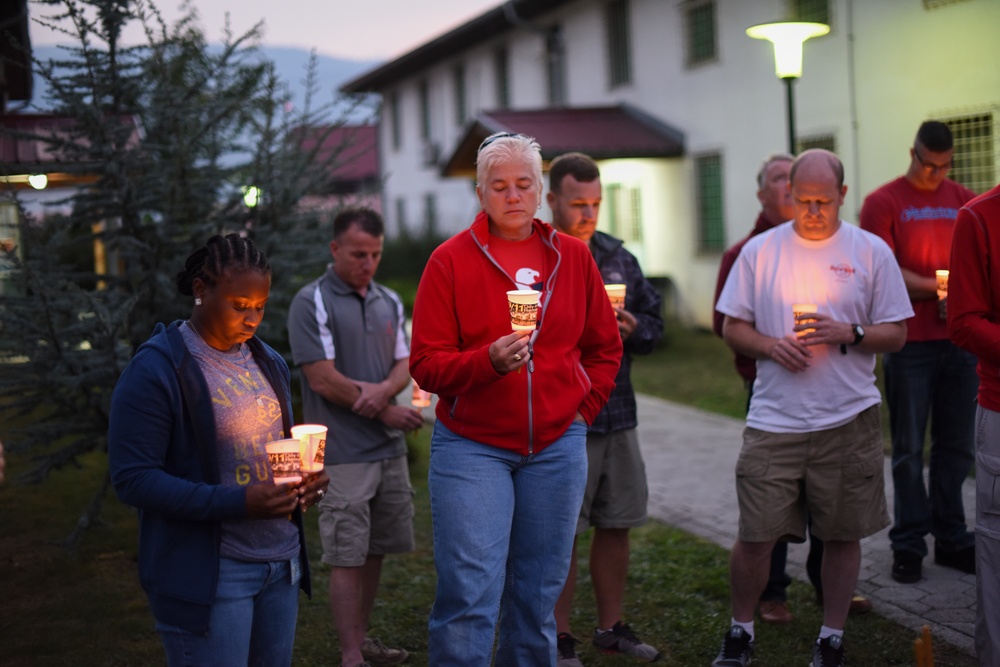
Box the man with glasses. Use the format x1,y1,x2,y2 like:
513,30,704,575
860,120,979,584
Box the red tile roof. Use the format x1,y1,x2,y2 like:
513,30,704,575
290,124,378,182
442,104,685,177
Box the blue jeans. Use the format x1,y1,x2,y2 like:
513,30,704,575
885,340,978,556
156,556,301,667
427,420,588,667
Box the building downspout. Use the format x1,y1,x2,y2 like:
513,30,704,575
846,0,862,217
503,0,566,105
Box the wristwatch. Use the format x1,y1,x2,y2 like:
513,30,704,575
850,323,865,346
841,323,865,355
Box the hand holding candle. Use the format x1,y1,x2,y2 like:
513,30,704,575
792,303,818,337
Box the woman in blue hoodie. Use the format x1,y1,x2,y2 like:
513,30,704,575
109,234,329,666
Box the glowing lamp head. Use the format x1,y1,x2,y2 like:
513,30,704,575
242,185,261,208
746,22,830,79
28,174,48,190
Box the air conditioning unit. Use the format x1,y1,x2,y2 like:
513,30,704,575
422,141,441,167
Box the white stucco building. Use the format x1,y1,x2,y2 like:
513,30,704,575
342,0,1000,327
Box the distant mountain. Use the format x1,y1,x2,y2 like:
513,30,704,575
25,45,381,122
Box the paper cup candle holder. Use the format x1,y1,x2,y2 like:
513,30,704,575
507,289,540,331
792,302,818,336
290,424,327,473
265,438,303,484
605,284,626,310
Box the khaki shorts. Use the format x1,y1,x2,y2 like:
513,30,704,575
577,428,648,533
735,405,889,543
317,454,415,567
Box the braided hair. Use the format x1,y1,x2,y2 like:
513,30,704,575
176,233,271,296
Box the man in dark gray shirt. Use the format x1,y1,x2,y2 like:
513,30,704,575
288,207,423,667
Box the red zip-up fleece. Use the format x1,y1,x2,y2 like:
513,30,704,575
410,212,623,455
948,183,1000,412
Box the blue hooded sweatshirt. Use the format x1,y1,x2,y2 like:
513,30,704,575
108,321,311,634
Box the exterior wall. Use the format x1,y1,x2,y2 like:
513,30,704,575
374,0,1000,327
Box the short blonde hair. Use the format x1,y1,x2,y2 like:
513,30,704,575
475,133,543,190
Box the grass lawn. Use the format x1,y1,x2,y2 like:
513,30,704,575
0,324,969,665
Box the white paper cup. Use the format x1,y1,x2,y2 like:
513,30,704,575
265,438,303,484
411,380,432,408
507,289,540,331
936,269,949,297
290,424,327,473
605,284,626,310
792,303,817,336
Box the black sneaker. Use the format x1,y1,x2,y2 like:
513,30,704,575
593,621,662,662
892,550,922,583
557,632,584,667
711,626,754,667
934,542,975,574
811,634,845,667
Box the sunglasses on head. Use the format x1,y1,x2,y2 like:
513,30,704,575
478,132,528,153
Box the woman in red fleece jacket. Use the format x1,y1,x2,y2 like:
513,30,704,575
410,133,622,666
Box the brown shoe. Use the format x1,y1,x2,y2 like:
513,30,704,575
757,600,793,624
849,594,873,615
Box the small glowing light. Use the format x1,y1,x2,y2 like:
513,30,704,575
242,185,261,208
28,174,48,190
746,22,830,79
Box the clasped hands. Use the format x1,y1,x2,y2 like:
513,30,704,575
246,468,331,519
771,312,855,373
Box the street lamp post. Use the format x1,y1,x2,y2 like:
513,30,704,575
746,21,830,154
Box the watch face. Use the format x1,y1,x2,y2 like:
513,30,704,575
855,325,865,336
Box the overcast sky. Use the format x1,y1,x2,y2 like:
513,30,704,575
29,0,504,62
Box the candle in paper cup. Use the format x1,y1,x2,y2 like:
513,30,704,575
411,380,432,408
792,303,817,336
291,424,327,473
265,438,302,484
604,284,626,310
936,269,950,319
936,269,949,297
507,289,540,331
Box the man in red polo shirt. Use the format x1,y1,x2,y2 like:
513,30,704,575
860,121,978,585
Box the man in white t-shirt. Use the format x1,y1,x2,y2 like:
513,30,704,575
712,149,912,667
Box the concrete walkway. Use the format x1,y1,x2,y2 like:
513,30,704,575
636,393,977,656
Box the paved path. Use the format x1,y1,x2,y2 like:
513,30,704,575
636,393,977,656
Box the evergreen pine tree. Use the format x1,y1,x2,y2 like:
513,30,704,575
0,0,374,547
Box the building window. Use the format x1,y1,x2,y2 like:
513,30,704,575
546,25,566,106
453,63,466,126
494,46,510,109
789,0,831,24
684,1,717,68
388,90,401,151
942,111,996,194
605,0,632,88
796,133,836,154
418,80,430,141
423,193,438,235
605,183,643,243
695,153,725,253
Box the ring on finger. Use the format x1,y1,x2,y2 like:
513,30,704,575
514,353,522,362
317,489,325,499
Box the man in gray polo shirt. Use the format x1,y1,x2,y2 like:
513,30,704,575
288,207,423,667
